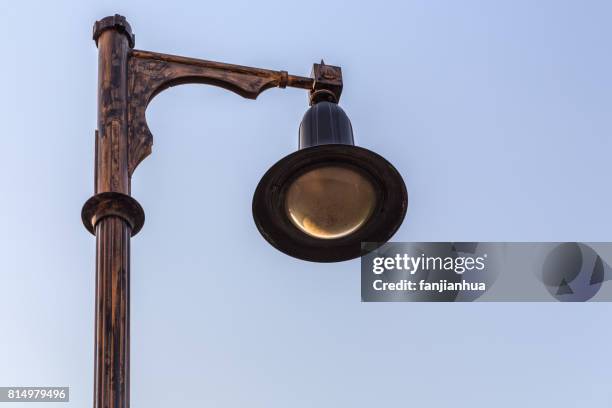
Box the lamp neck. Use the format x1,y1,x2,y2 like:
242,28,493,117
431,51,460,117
310,89,338,105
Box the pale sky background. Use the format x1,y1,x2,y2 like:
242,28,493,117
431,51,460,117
1,0,612,407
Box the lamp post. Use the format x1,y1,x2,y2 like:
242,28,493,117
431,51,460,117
82,14,407,408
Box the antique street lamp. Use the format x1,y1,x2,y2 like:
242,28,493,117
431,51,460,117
81,14,407,407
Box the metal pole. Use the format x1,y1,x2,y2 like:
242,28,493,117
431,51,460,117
84,15,140,408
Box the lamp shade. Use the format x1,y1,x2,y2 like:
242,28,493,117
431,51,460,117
253,101,407,262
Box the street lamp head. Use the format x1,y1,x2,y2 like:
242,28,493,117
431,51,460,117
252,101,408,262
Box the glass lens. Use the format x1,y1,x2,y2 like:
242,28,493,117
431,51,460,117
285,166,376,239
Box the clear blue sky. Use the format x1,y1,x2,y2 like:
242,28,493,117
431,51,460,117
1,0,612,407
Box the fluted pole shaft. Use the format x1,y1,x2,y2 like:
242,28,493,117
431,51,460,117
94,218,131,408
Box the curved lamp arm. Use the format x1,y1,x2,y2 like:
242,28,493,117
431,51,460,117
127,49,321,175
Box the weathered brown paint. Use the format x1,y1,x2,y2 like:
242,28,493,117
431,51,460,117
92,16,133,408
96,29,130,194
94,218,131,408
84,14,343,408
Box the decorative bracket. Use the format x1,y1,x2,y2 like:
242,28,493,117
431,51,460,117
126,50,322,176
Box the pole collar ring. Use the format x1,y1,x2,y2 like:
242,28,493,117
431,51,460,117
82,192,145,236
